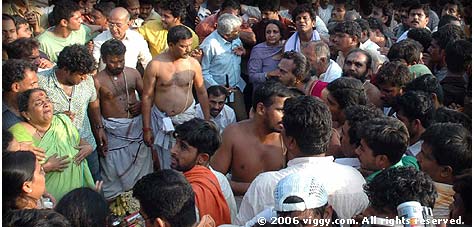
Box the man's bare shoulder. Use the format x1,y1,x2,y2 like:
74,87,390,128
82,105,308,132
222,120,254,138
124,67,141,78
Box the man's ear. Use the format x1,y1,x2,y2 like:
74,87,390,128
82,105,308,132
256,102,266,116
11,82,21,93
197,153,210,165
155,217,168,227
440,165,453,178
375,154,391,169
59,18,69,27
413,118,423,131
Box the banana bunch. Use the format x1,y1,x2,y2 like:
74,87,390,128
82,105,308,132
110,195,129,217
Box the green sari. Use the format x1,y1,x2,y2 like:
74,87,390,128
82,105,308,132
9,114,95,201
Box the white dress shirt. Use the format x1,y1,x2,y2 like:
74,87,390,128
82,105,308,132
319,59,342,82
93,29,152,71
195,103,236,134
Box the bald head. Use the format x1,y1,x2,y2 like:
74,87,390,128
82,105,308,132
110,7,131,21
108,7,131,40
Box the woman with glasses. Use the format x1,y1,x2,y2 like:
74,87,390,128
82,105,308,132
8,88,95,201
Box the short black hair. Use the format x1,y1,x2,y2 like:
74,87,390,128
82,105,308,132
367,17,384,33
408,2,430,18
161,0,188,21
3,59,38,92
431,24,465,50
405,74,444,105
50,0,82,26
100,38,126,60
207,85,228,97
55,188,110,227
4,209,71,227
333,21,362,40
56,44,96,74
396,90,436,129
133,170,196,227
387,39,423,64
258,0,280,12
343,105,383,146
445,39,471,74
93,1,116,18
283,96,332,155
376,60,412,88
6,38,40,60
364,166,437,215
434,107,471,131
220,0,241,11
407,28,432,52
174,118,221,157
167,25,193,45
326,77,368,110
292,4,316,22
421,123,471,175
359,117,409,164
252,80,293,110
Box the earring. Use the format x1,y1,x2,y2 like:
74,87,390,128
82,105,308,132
26,117,31,121
28,189,33,193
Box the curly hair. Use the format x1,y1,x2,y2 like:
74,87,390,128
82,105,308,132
396,90,436,129
3,59,38,92
5,38,40,60
292,4,316,22
326,77,368,110
405,74,444,104
333,21,362,40
56,44,96,74
343,105,383,146
364,166,437,215
133,170,196,227
376,60,412,88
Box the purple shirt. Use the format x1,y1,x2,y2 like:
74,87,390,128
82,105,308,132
248,42,282,88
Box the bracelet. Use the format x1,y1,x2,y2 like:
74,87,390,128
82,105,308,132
143,127,152,132
95,125,104,129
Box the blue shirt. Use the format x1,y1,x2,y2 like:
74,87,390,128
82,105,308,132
2,102,23,130
200,30,246,91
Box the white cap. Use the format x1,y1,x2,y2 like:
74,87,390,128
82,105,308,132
273,173,328,212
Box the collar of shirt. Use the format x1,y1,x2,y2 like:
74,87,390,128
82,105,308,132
287,156,335,167
214,30,233,45
406,140,423,156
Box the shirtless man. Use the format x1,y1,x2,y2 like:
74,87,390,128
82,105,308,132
94,39,152,199
211,81,294,198
142,25,210,169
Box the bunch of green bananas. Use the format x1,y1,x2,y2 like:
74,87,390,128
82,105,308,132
110,195,129,217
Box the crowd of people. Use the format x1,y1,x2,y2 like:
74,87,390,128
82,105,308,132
2,0,472,226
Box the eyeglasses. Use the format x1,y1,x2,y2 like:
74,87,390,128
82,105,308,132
108,22,126,28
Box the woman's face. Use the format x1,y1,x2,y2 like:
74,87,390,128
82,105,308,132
26,160,46,201
265,23,282,45
23,91,54,124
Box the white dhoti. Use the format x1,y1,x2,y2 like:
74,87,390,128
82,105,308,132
150,101,196,169
100,115,153,199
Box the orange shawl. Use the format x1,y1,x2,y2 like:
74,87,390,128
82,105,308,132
184,166,231,226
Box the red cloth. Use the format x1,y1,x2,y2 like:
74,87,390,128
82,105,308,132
184,166,231,226
310,80,329,98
